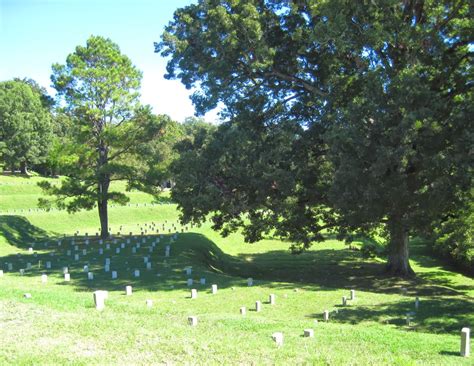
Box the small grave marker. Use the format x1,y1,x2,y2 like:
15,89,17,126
187,278,193,287
88,272,94,280
323,310,329,322
146,299,153,308
461,327,470,357
41,274,47,283
342,296,347,306
93,290,107,310
46,261,51,269
272,332,283,346
188,316,198,326
304,329,314,338
191,289,198,299
125,285,132,296
24,293,32,299
269,294,276,305
134,270,140,278
350,289,356,300
211,284,218,294
240,307,246,315
247,278,253,286
200,278,206,285
112,271,117,279
255,300,262,312
64,273,70,281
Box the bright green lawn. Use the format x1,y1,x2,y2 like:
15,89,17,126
0,174,472,365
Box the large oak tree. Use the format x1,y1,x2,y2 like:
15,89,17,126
157,0,473,276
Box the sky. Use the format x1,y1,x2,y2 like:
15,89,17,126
0,0,220,122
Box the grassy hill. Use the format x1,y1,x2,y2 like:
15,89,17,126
0,174,472,365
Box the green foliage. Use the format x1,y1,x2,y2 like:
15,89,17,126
0,80,53,173
43,36,166,236
430,201,474,274
158,0,474,275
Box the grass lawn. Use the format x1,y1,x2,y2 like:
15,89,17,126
0,174,472,365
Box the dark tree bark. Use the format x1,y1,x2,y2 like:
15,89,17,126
386,215,415,277
97,143,110,239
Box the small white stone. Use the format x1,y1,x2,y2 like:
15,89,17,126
24,293,32,299
304,329,314,338
0,270,3,277
134,270,140,278
323,310,329,322
461,327,470,357
93,290,107,310
7,263,13,271
74,254,79,261
26,263,32,270
146,262,152,270
104,264,110,272
20,268,25,275
415,297,420,310
188,316,198,326
342,296,347,306
132,247,137,254
28,248,33,253
187,278,193,287
240,307,246,315
255,300,262,312
200,277,206,285
88,272,94,280
211,284,218,294
125,285,132,296
64,273,71,281
350,289,356,300
115,248,120,254
269,294,276,305
63,267,68,274
185,267,192,276
272,332,283,346
99,248,103,255
41,274,47,283
83,265,89,272
45,261,51,269
191,289,198,299
247,277,253,286
146,299,153,308
112,271,117,279
82,249,87,255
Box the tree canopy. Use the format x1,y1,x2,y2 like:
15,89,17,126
0,80,52,174
157,0,473,276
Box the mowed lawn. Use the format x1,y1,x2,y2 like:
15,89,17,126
0,175,473,365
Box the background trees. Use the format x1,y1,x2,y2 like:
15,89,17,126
0,80,52,174
157,0,473,276
40,36,165,238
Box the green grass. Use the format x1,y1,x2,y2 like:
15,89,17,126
0,174,473,365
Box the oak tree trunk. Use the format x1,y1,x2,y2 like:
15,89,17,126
386,216,415,277
20,161,29,175
97,143,110,239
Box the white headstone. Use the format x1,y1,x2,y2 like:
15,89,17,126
461,327,470,357
240,306,246,315
269,294,276,305
20,268,25,275
323,310,329,322
99,248,103,255
115,248,120,254
64,273,70,281
125,285,132,296
63,267,68,274
99,239,103,245
211,284,218,294
200,278,206,285
185,267,192,276
188,316,198,326
74,254,79,261
93,290,107,310
132,247,137,254
26,262,32,270
121,243,125,249
24,293,32,299
46,261,51,269
28,247,33,253
134,270,140,278
67,250,71,256
146,262,152,270
187,278,193,287
105,258,111,265
247,278,253,286
83,265,89,272
88,272,94,280
191,289,198,299
146,299,153,308
0,270,3,277
144,257,148,263
255,301,262,312
41,274,47,283
106,243,110,249
342,296,347,306
415,297,420,310
7,263,13,271
350,289,356,300
104,264,110,272
82,249,87,255
304,329,314,338
112,271,117,279
271,332,283,346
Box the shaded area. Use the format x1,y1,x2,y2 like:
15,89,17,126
0,215,51,248
315,296,474,334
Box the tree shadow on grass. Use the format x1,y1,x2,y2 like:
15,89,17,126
0,215,51,249
310,296,474,335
